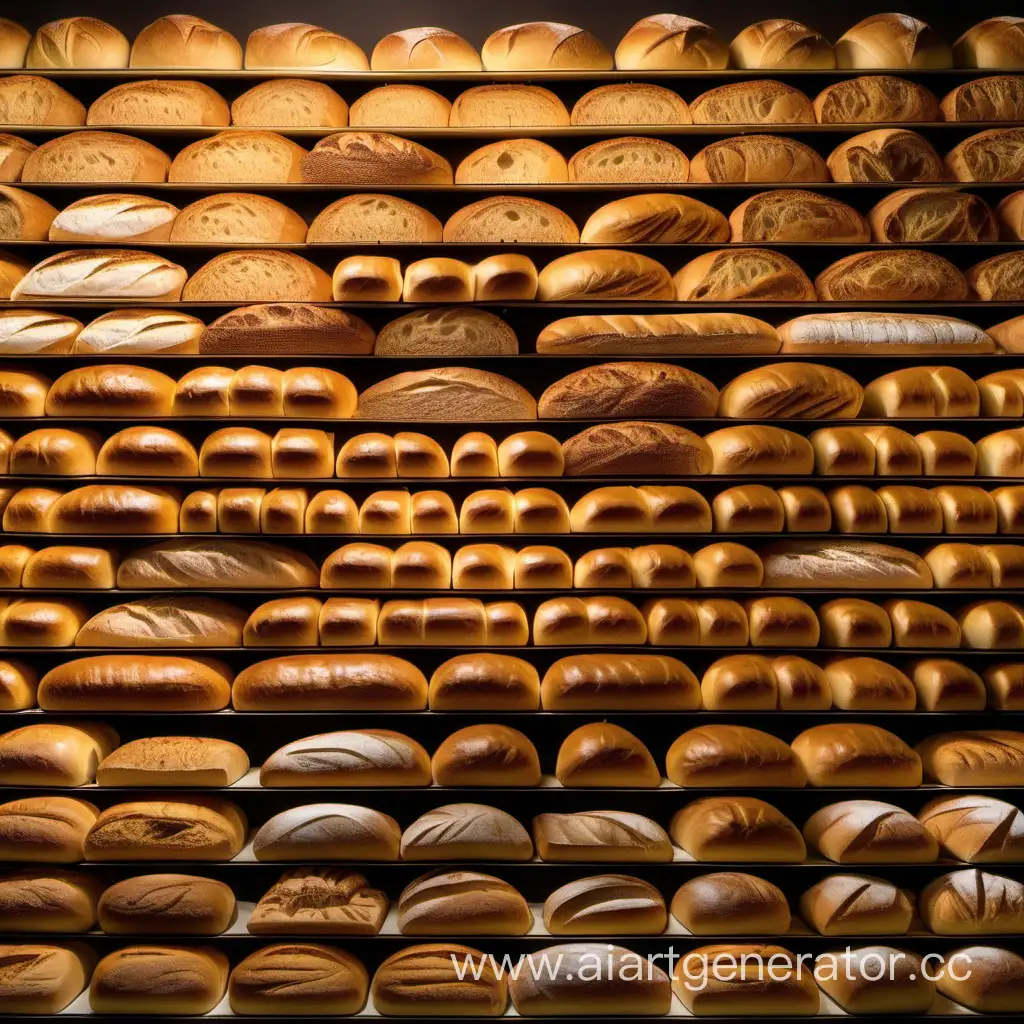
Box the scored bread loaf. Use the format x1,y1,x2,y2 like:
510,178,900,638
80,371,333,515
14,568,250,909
0,868,104,932
942,76,1024,122
804,799,939,863
917,730,1024,786
969,252,1024,300
0,309,82,353
450,84,569,127
373,944,506,1015
96,874,234,935
545,874,665,934
827,129,945,182
670,796,805,861
616,15,728,70
21,131,169,182
247,868,386,935
302,131,451,184
718,362,863,418
75,595,245,647
800,874,913,935
357,368,536,421
253,803,399,861
690,80,815,123
183,251,331,302
130,14,242,69
349,85,451,128
534,810,672,862
954,17,1024,67
730,19,835,68
780,312,993,354
231,79,348,129
481,22,612,70
170,193,306,244
87,80,229,126
13,250,185,300
793,722,921,785
456,139,567,185
0,19,30,69
169,130,306,183
89,945,229,1014
918,794,1024,863
568,137,689,184
0,75,85,125
947,127,1024,182
562,422,711,476
815,251,969,301
402,803,533,861
538,250,673,300
571,83,691,125
581,193,728,244
869,187,998,242
689,135,828,183
244,22,367,70
834,14,952,69
731,189,869,241
761,539,933,588
444,196,578,243
0,942,95,1013
371,27,481,71
48,194,178,243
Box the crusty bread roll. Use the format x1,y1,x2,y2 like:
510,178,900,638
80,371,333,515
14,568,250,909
942,75,1024,122
870,186,998,241
0,75,85,125
171,193,306,244
253,803,398,861
22,131,168,183
87,80,228,126
814,251,970,302
482,22,611,70
828,128,945,182
581,193,727,245
0,18,29,68
670,796,806,862
690,135,827,183
947,126,1024,182
571,83,690,125
449,84,568,127
0,942,95,1013
563,421,711,477
800,874,913,935
130,15,242,69
456,139,566,185
835,13,952,68
201,304,372,356
719,362,862,418
248,868,386,935
538,250,673,301
731,19,835,68
615,15,728,69
0,132,36,181
690,80,815,124
534,810,672,862
349,85,450,128
730,189,869,241
244,22,367,70
231,79,348,129
568,137,689,184
372,27,480,70
48,194,178,243
402,803,532,861
331,255,402,302
955,17,1024,67
0,184,56,239
445,196,578,243
0,310,81,354
429,654,539,711
303,130,452,185
813,73,940,121
358,368,535,421
90,945,228,1014
13,249,185,300
761,539,933,588
672,872,790,934
184,250,331,302
918,794,1024,863
804,799,939,862
170,130,306,183
374,944,507,1015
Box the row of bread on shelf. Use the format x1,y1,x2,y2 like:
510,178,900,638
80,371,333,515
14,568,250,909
1,792,1019,864
6,589,1024,653
3,864,1023,939
4,14,1022,72
4,717,1022,789
3,648,1022,714
8,74,1024,131
3,937,1022,1018
7,187,1024,253
2,306,1021,361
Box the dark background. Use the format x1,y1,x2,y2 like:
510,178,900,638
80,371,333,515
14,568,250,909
16,1,1011,55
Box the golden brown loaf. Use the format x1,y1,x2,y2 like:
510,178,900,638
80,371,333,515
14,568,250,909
170,193,306,244
432,724,541,787
541,653,700,710
666,724,806,788
98,873,234,935
375,308,516,356
244,22,367,70
357,368,535,421
689,135,828,183
307,195,439,244
545,874,665,935
231,80,349,129
0,184,57,239
130,15,242,69
349,85,451,128
183,250,331,302
0,19,30,68
955,17,1024,67
568,137,689,184
96,736,249,787
22,132,169,183
456,140,567,185
705,424,815,475
835,14,952,68
615,15,729,70
248,868,387,935
718,362,862,418
934,945,1024,1013
0,722,117,787
482,22,612,70
373,944,507,1015
429,654,539,711
817,946,933,1015
799,874,913,935
920,868,1024,934
449,84,569,127
534,810,672,862
87,80,229,126
946,127,1024,182
538,250,674,300
670,796,806,862
813,74,940,122
803,799,939,863
827,128,945,182
169,130,306,183
672,872,790,934
253,803,400,861
555,723,660,788
302,131,451,185
581,193,728,244
814,251,970,302
793,721,922,786
942,76,1024,122
0,75,85,126
562,422,711,476
571,83,691,125
202,304,373,356
76,595,244,648
969,252,1024,300
0,942,95,1013
444,196,578,243
0,868,103,932
870,187,998,242
760,539,933,589
398,869,531,935
0,133,36,181
917,730,1024,786
371,27,481,71
0,796,98,863
402,803,533,861
730,19,835,68
918,794,1024,863
730,189,869,242
690,80,815,124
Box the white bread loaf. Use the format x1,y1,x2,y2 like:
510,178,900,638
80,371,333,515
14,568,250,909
779,312,993,354
813,74,940,121
402,256,472,302
21,131,169,183
170,131,306,183
482,22,612,70
48,194,179,243
76,310,202,354
449,84,569,127
456,140,567,185
302,131,451,184
0,184,57,239
11,249,185,300
183,251,331,302
835,14,953,68
0,19,30,68
615,15,728,69
244,22,367,69
231,79,348,129
445,196,578,243
730,19,835,68
689,135,828,183
0,75,85,125
26,17,128,68
571,83,691,125
87,80,229,126
690,80,815,124
569,137,689,184
0,310,81,353
130,15,242,69
473,254,538,301
349,85,451,128
170,193,306,244
371,27,481,70
0,133,35,181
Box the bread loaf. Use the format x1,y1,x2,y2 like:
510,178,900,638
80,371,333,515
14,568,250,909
302,131,451,184
691,80,815,123
0,75,85,125
371,27,480,70
22,131,169,185
0,19,29,68
357,368,535,421
969,251,1024,300
456,139,566,185
449,84,568,128
572,83,690,125
432,724,540,787
794,719,921,785
88,80,228,127
0,722,117,787
706,425,815,475
253,803,399,861
43,484,180,535
828,128,945,182
581,193,727,244
921,868,1024,934
534,810,672,862
819,945,934,1015
89,945,229,1014
201,304,372,356
942,75,1024,121
731,19,835,68
670,796,806,862
350,84,451,127
761,540,933,589
248,868,387,935
800,874,913,935
555,723,659,787
917,730,1024,786
562,422,711,477
803,799,939,862
835,14,952,68
244,22,367,70
919,794,1024,863
373,944,507,1014
0,660,36,711
814,251,970,302
402,803,533,860
667,724,806,787
0,249,28,297
672,872,790,934
731,189,869,241
0,184,56,239
947,127,1024,182
96,737,248,787
170,130,305,183
690,135,827,184
398,870,530,935
864,365,980,417
445,196,578,243
870,187,998,241
46,194,176,243
130,14,242,68
568,137,689,183
813,74,940,121
0,133,35,181
231,79,348,128
482,22,611,70
0,942,94,1013
719,362,862,418
541,654,699,710
13,248,184,301
0,796,97,862
70,309,199,354
545,874,665,935
0,868,102,932
306,194,438,243
616,15,727,69
934,945,1024,1013
955,17,1024,67
171,193,306,243
183,250,330,302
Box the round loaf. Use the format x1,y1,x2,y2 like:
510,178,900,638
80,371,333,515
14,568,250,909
870,187,998,241
401,803,533,861
571,83,691,125
449,84,569,127
130,15,242,69
170,193,306,244
432,724,540,787
563,421,711,477
814,74,940,121
183,250,330,302
942,75,1024,122
97,873,233,934
934,945,1024,1013
568,137,689,184
482,22,611,70
539,250,673,300
358,368,536,421
689,135,828,183
672,872,791,934
244,23,367,70
615,15,728,69
947,127,1024,183
456,139,566,185
827,128,945,182
398,869,530,936
0,19,29,68
800,873,913,935
0,868,102,932
730,20,835,68
302,131,451,184
731,189,869,242
719,362,862,418
308,195,439,245
0,75,85,126
545,874,665,934
201,304,373,356
955,17,1024,67
817,945,933,1014
253,803,399,861
230,79,348,129
667,724,806,787
691,80,815,124
556,723,660,788
372,27,481,71
921,868,1024,934
835,14,953,68
792,723,922,786
677,250,814,303
46,484,180,535
170,130,305,183
445,196,578,243
87,80,228,126
349,85,450,128
919,794,1024,863
89,945,228,1014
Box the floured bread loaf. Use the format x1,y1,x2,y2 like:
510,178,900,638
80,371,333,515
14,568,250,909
780,313,993,354
12,249,185,299
815,251,969,301
401,803,532,860
869,188,998,242
371,27,481,71
690,80,814,123
75,309,203,354
761,540,933,588
48,194,178,243
0,309,81,353
813,75,939,122
253,803,399,861
580,193,728,244
675,249,814,301
689,135,828,183
942,76,1024,122
730,190,869,242
947,127,1024,182
76,595,246,647
827,129,945,182
27,17,127,68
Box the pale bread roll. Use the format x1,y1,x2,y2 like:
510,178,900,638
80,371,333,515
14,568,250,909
815,250,969,301
349,85,451,128
481,22,612,70
130,15,242,69
955,17,1024,67
21,131,169,183
170,130,306,184
689,135,828,183
301,131,451,184
87,80,229,126
48,194,178,243
0,310,82,353
308,194,439,243
0,184,57,239
371,27,481,70
0,19,30,68
332,256,403,302
444,196,578,243
26,18,127,68
730,19,835,68
581,193,728,244
813,74,940,122
0,75,85,125
730,189,869,242
779,312,994,354
674,249,814,301
244,22,367,69
827,128,945,182
942,76,1024,122
402,257,472,303
170,194,306,244
76,310,202,354
456,140,567,184
946,127,1024,182
538,250,673,300
12,249,185,300
615,15,728,70
230,80,348,129
0,133,35,181
690,80,815,123
449,84,569,127
183,251,331,302
357,368,536,421
473,254,538,301
569,137,688,183
835,14,953,69
571,83,691,125
869,187,998,242
537,313,780,355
